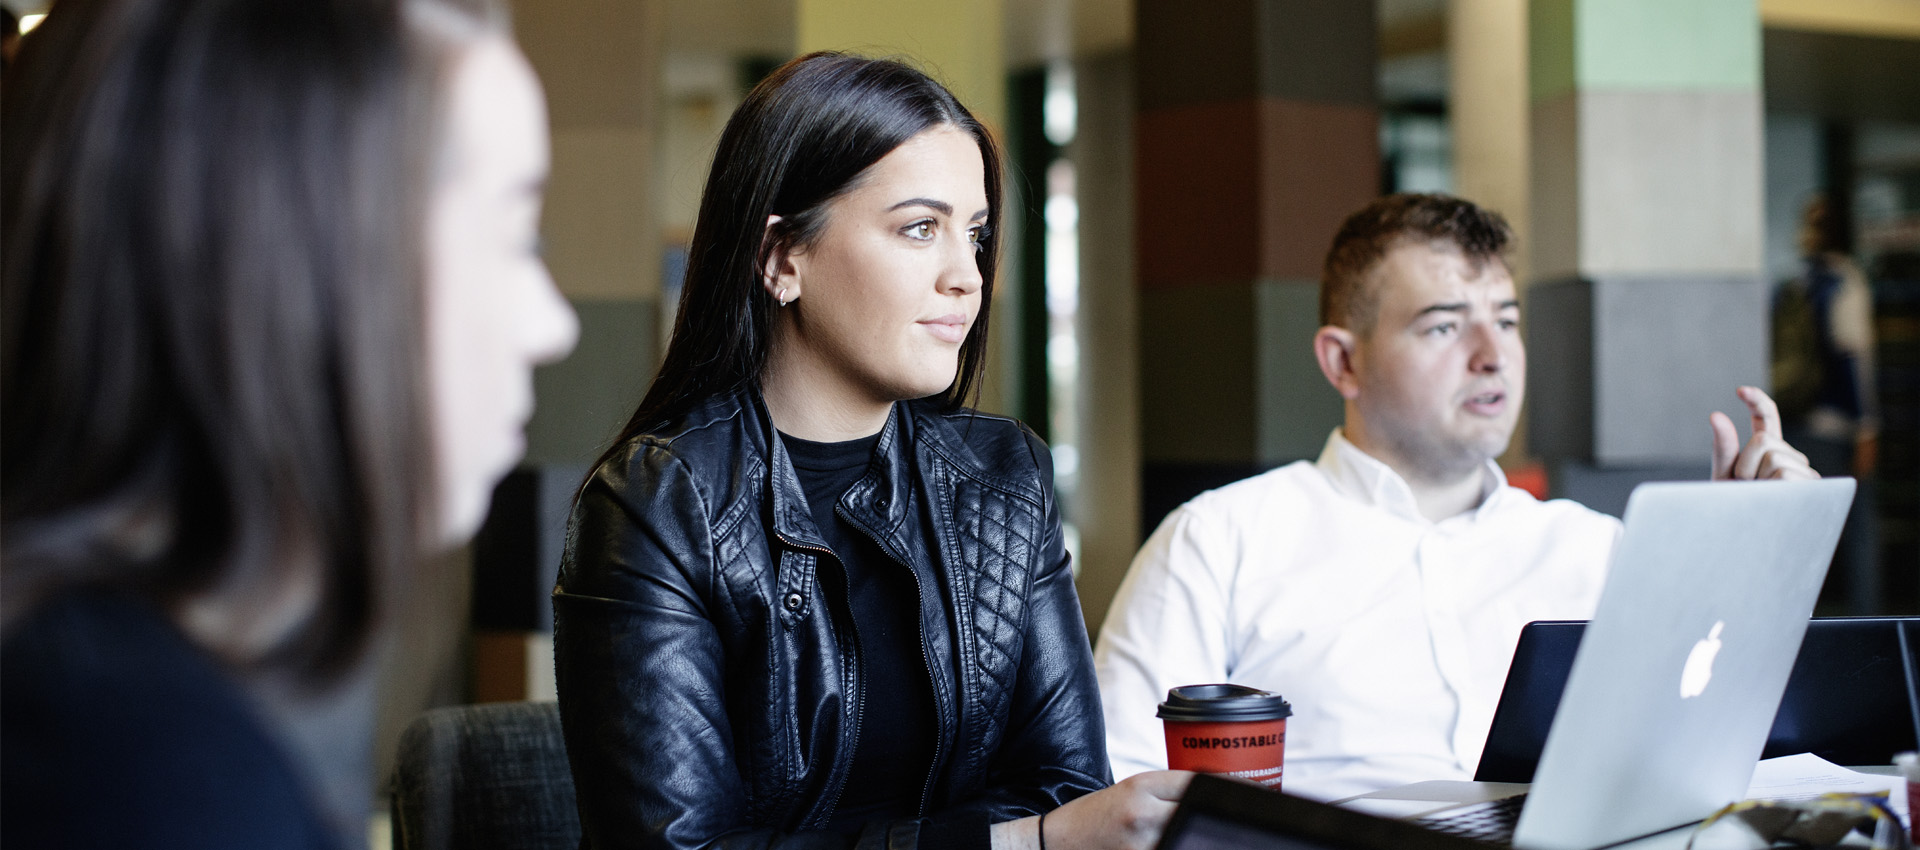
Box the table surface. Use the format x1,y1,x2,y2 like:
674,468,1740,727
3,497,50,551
1345,764,1909,849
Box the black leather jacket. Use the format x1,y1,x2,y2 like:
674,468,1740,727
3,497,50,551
553,389,1110,850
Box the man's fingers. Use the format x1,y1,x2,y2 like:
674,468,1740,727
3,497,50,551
1738,436,1818,481
1709,411,1740,480
1728,435,1766,481
1761,445,1817,481
1716,390,1815,480
1739,386,1784,442
1718,388,1795,480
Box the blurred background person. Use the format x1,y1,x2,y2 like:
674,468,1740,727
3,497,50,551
0,0,577,846
1773,193,1881,610
1775,194,1879,480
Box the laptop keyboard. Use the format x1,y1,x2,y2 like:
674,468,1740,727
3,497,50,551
1415,794,1528,845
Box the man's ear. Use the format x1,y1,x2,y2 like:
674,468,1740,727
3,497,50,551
761,215,802,302
1313,325,1363,400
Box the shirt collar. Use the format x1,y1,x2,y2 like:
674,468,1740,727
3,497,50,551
1314,429,1511,525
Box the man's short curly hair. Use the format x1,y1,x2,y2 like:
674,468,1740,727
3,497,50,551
1319,193,1513,333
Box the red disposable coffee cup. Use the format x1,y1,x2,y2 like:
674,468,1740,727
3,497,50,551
1158,684,1292,789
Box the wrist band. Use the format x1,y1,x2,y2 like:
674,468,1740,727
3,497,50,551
1037,810,1048,850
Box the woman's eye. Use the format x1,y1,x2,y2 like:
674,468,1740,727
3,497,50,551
1498,317,1519,331
904,221,935,240
967,225,988,253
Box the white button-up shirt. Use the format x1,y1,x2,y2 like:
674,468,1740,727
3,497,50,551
1093,430,1621,800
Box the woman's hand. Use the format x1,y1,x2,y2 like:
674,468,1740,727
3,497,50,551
990,771,1194,850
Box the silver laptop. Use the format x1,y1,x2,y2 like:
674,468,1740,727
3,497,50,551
1345,478,1855,850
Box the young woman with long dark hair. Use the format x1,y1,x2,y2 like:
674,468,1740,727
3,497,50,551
553,52,1187,850
0,0,577,844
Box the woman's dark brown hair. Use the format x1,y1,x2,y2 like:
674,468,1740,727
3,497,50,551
1,0,501,684
601,51,1006,452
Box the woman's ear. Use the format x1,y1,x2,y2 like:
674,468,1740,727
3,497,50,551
1313,325,1363,401
761,215,801,305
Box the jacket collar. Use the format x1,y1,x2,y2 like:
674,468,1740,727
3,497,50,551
753,388,912,554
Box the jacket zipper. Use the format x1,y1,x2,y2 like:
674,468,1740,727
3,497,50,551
840,511,947,819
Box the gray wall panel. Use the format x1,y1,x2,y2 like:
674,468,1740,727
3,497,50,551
1528,274,1768,467
1593,275,1767,465
526,297,659,467
1526,276,1596,462
1136,0,1374,110
1140,282,1258,464
1255,278,1344,464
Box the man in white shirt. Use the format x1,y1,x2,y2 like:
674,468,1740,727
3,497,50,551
1092,194,1816,801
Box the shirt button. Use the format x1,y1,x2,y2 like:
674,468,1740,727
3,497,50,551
783,592,804,611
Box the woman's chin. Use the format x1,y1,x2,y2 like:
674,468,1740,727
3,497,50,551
435,464,511,548
436,495,489,549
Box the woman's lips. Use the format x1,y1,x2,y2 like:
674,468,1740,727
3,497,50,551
919,315,969,344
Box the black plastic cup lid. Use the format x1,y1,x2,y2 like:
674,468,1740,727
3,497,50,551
1156,684,1293,722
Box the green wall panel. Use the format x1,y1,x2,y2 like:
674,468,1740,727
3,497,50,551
1533,0,1758,101
1577,0,1758,92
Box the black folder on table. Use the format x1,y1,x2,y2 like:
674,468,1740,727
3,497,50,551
1155,774,1487,850
1475,616,1920,783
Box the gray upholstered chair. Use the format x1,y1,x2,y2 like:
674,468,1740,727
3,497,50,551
391,701,580,850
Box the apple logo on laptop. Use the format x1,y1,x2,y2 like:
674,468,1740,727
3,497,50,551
1679,621,1724,699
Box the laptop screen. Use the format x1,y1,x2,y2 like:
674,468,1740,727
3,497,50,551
1475,616,1920,783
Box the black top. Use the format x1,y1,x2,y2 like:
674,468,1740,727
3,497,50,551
1,590,339,850
782,431,947,835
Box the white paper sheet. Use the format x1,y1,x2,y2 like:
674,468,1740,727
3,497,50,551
1745,752,1907,820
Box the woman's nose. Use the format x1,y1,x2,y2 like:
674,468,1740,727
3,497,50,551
942,233,984,296
526,268,580,365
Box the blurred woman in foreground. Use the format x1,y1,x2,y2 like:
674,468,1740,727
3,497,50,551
0,0,576,845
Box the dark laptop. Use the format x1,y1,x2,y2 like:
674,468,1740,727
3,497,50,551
1475,616,1920,783
1156,774,1489,850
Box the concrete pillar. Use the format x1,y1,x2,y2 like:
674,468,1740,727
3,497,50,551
439,0,664,711
520,0,665,468
1072,48,1137,637
1448,0,1534,466
796,0,1005,127
1449,0,1531,280
1526,0,1767,514
1133,0,1378,531
369,1,667,804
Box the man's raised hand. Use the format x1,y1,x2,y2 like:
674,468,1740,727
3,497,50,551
1709,386,1817,481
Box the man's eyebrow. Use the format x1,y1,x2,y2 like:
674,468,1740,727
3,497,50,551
1497,298,1520,311
1413,302,1470,318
